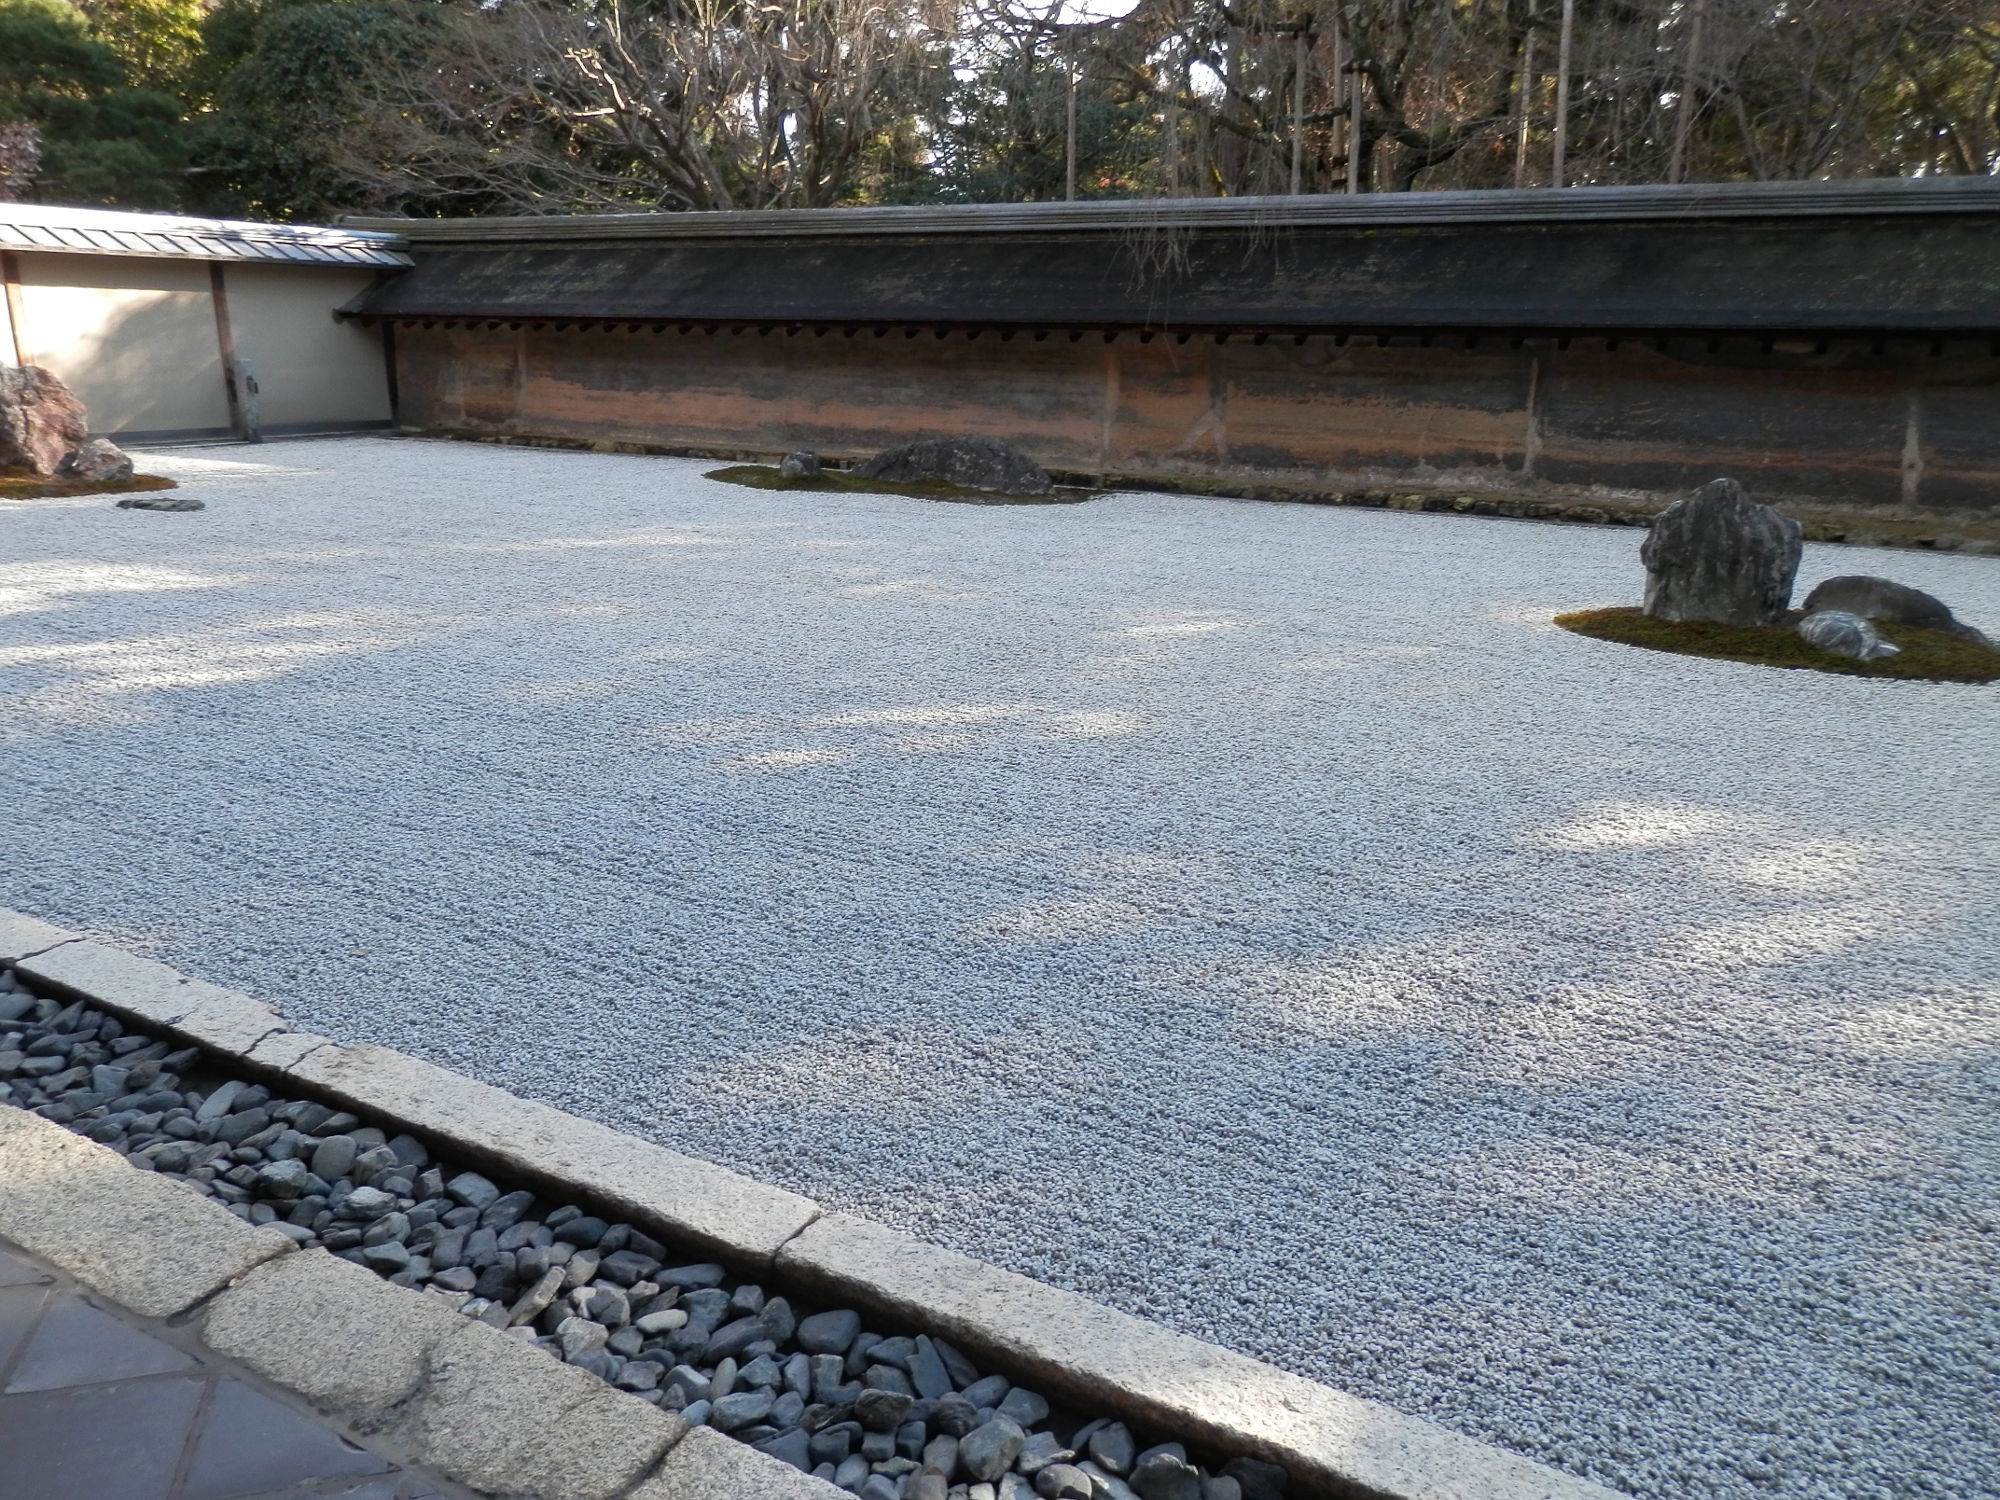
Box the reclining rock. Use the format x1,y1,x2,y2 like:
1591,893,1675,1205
0,365,89,476
854,436,1052,496
61,437,134,484
1797,609,1899,661
1640,478,1801,626
1801,574,1990,646
778,450,822,480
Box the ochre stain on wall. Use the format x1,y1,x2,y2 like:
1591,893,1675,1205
390,324,1999,514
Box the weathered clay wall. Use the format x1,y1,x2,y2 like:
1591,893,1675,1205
390,325,2000,515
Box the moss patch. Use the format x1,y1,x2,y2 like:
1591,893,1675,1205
705,464,1096,506
0,468,179,502
1556,606,2000,684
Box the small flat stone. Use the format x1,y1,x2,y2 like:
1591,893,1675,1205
444,1172,500,1209
932,1393,980,1436
1129,1452,1201,1500
254,1159,311,1200
796,1307,862,1354
508,1267,566,1327
480,1189,535,1230
1016,1431,1073,1475
959,1417,1026,1483
855,1387,914,1432
833,1455,871,1490
1036,1465,1094,1500
997,1387,1049,1428
709,1389,776,1433
755,1427,813,1472
959,1374,1009,1409
910,1335,953,1399
598,1249,661,1286
1089,1422,1135,1475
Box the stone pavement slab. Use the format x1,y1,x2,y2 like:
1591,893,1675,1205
0,1237,464,1500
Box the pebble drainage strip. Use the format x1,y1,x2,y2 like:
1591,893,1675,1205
0,968,1285,1500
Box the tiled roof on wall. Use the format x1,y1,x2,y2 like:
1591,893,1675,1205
0,203,410,267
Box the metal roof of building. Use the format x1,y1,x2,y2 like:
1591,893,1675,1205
0,202,411,267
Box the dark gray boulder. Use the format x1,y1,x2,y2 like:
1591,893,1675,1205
116,491,203,512
60,437,134,483
1797,609,1899,661
778,450,822,480
854,436,1052,495
1640,478,1801,626
1801,574,1990,645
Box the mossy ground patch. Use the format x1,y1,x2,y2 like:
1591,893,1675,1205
0,469,179,502
1556,606,2000,683
704,464,1096,506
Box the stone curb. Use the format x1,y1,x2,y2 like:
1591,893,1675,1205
0,1103,293,1317
0,1102,839,1500
778,1215,1623,1500
0,909,1630,1500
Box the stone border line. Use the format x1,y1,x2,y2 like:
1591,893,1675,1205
0,1099,829,1500
0,909,1626,1500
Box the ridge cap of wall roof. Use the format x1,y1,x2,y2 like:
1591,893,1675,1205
339,178,2000,244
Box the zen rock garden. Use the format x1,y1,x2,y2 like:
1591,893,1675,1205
1561,475,1997,680
0,966,1279,1500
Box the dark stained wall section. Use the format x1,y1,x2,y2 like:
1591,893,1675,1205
388,324,1996,513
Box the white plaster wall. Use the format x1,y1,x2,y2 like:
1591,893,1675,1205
12,252,229,436
224,265,390,430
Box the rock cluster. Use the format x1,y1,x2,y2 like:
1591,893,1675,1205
0,364,133,482
855,438,1053,497
0,968,1281,1500
1800,575,1991,646
1640,478,1802,626
0,365,89,476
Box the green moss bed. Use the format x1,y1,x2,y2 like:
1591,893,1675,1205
1557,606,2000,684
1,469,179,502
705,463,1096,506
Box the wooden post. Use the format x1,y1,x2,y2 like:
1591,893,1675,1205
209,262,260,443
1551,0,1576,188
1347,60,1365,194
1669,0,1706,185
1,249,28,366
1513,2,1538,189
1289,31,1307,195
1065,33,1078,202
1330,16,1348,192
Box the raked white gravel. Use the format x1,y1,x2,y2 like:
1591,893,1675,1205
3,438,1996,1500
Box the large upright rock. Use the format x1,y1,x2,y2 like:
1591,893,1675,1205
1640,478,1802,626
0,365,90,476
854,436,1052,495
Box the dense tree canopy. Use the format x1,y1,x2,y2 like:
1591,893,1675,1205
3,0,1998,217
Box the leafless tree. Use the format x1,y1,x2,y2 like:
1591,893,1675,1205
337,0,955,213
